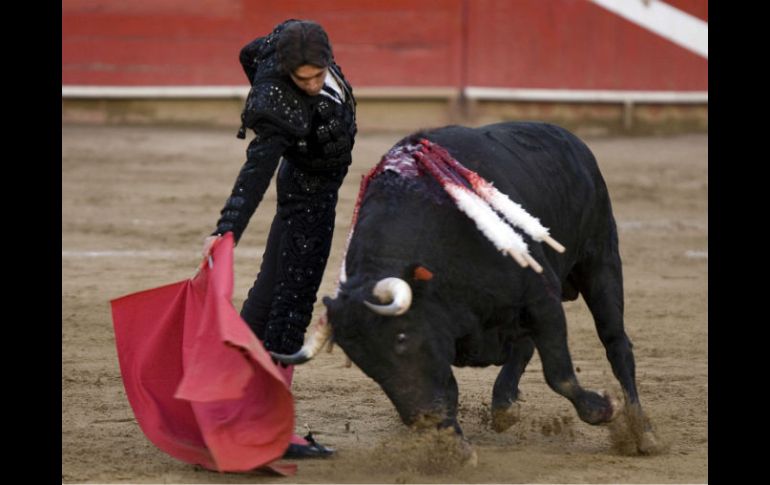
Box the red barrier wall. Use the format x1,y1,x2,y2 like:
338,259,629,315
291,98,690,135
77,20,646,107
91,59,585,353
62,0,707,91
465,0,707,90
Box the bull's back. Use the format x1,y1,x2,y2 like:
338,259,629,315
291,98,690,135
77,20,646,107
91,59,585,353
423,122,604,207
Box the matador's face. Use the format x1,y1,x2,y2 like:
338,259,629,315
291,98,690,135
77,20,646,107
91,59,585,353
290,64,328,96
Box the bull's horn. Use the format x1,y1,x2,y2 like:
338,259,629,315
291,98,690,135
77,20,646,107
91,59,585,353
340,259,348,284
364,277,413,316
269,313,332,365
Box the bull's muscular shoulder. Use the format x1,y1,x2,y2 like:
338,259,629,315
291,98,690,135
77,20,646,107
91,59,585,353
242,79,311,137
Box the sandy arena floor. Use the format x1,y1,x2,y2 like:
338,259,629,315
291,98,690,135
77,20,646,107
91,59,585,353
62,123,707,483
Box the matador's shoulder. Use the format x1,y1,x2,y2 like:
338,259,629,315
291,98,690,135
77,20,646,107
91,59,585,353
242,78,311,137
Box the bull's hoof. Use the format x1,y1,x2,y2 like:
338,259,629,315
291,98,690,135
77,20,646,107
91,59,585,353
458,438,478,467
464,449,479,468
628,407,666,456
608,403,668,455
491,402,521,433
637,428,662,455
601,390,622,422
576,389,620,425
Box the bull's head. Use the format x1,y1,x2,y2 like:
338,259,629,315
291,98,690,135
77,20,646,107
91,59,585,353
273,264,462,432
329,270,461,431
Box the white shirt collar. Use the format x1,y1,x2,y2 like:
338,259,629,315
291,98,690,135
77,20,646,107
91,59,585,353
320,69,345,103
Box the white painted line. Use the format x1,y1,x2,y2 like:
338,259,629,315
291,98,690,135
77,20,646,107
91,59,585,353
617,220,707,231
62,248,265,259
62,250,180,258
589,0,708,59
464,87,707,103
685,250,708,259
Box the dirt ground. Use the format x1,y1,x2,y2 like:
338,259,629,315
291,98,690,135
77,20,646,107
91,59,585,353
62,123,707,483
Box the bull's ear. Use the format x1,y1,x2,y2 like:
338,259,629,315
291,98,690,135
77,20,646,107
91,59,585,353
323,296,343,317
323,295,345,323
321,296,348,315
404,263,434,282
413,265,434,281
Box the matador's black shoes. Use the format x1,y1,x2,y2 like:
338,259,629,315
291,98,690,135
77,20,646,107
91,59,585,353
283,432,335,459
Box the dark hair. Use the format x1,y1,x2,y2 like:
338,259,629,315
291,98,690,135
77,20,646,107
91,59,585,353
277,20,333,74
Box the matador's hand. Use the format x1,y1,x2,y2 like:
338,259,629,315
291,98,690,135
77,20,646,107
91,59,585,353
201,234,222,258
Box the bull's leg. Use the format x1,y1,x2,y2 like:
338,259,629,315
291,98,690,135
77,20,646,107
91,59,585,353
571,248,659,453
571,255,640,404
491,337,535,432
526,296,619,425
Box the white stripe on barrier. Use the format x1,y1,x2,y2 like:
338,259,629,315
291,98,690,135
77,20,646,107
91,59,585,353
589,0,708,59
62,85,707,104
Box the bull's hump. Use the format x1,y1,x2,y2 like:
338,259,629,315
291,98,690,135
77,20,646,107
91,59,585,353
376,143,422,178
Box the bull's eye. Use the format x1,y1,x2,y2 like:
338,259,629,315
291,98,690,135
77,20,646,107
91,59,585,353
395,333,408,354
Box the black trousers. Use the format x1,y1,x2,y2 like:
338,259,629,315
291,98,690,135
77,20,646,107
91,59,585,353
240,160,348,354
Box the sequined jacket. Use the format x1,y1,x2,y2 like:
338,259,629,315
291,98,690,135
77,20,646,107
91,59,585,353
213,20,357,242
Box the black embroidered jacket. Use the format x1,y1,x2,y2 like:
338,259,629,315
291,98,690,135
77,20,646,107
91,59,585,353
213,20,357,242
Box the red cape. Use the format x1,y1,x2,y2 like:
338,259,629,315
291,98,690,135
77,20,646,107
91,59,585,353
110,233,296,475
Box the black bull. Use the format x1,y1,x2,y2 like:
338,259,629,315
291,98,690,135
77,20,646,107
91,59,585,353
276,121,656,453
